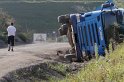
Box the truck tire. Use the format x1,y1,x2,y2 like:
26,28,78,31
58,24,68,35
58,15,70,24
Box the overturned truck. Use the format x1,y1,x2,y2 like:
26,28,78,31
58,1,124,61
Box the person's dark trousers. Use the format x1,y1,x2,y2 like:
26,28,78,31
8,35,14,51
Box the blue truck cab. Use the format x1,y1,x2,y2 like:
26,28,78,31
69,1,124,60
70,11,106,60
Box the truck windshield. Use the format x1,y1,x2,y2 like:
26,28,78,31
122,13,124,24
103,12,117,29
116,10,123,24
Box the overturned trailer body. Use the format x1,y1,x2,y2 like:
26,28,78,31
58,1,124,61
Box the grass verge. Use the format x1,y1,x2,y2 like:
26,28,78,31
58,43,124,82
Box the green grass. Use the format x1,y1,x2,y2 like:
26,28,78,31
7,62,69,82
56,43,124,82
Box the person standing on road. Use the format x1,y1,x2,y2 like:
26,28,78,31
7,23,16,51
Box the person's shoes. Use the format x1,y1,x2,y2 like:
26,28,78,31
8,48,10,51
11,49,14,52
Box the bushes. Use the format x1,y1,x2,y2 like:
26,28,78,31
0,31,7,42
18,32,32,43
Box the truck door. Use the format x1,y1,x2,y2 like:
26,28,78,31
77,22,87,54
77,21,94,56
96,15,106,55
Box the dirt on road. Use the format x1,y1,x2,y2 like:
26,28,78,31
0,42,70,79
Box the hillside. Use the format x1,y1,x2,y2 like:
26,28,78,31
0,0,106,2
0,2,103,33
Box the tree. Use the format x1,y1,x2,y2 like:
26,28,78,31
114,0,124,7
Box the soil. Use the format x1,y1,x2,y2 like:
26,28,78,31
0,43,70,76
0,42,85,82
